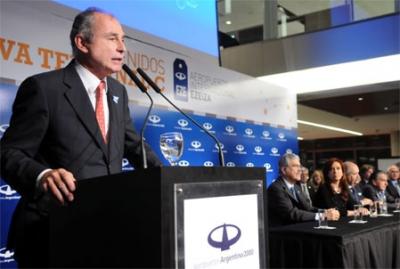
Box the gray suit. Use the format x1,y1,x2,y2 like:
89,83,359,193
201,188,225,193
268,177,318,227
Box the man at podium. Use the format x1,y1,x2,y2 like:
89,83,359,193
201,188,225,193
0,7,160,268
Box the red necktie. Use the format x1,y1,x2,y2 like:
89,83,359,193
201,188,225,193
95,80,107,143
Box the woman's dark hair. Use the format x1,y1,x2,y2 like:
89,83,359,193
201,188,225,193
323,157,349,201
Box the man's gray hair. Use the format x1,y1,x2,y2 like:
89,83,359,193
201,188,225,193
278,153,300,173
69,7,110,58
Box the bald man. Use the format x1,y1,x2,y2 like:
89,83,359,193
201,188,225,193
343,161,373,206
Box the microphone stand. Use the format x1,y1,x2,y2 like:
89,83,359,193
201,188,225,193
136,67,225,167
122,64,153,169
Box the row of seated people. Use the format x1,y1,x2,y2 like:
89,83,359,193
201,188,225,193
267,153,400,227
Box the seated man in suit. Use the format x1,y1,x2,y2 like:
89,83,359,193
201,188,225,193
363,170,396,207
267,153,339,227
343,161,373,206
0,7,161,268
386,164,400,199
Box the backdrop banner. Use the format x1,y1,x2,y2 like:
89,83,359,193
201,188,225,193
0,2,297,267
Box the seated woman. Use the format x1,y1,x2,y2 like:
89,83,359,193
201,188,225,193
315,158,369,217
308,169,324,205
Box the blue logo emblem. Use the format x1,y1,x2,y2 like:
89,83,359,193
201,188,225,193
225,125,234,133
0,185,20,200
236,144,244,152
245,128,253,135
203,122,213,130
173,59,188,102
203,161,214,167
214,143,224,150
191,140,202,149
178,119,188,127
0,247,15,263
178,160,190,166
149,115,161,124
208,224,241,251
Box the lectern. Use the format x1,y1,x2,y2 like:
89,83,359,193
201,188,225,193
48,167,267,268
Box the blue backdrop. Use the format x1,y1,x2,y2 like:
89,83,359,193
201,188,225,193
0,81,298,267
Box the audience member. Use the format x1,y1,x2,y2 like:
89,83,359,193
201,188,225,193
308,169,324,204
268,153,339,227
315,158,369,217
363,170,396,208
386,164,400,199
300,166,312,206
343,161,373,206
359,164,374,187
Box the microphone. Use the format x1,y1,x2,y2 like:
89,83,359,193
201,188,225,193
122,64,153,169
136,67,225,167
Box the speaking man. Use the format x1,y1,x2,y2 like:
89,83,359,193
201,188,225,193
0,7,160,268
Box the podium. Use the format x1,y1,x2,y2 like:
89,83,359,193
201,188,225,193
48,167,267,268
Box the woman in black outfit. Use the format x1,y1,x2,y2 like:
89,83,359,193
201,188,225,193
315,158,369,217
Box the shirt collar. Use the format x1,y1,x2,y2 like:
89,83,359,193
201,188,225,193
74,61,108,94
283,177,295,189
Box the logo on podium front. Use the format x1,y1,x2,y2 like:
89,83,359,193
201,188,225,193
207,224,241,251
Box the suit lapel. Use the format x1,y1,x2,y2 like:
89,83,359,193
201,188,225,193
106,83,122,161
279,178,298,202
62,62,109,161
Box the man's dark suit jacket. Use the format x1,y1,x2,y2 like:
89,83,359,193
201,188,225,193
267,177,318,227
386,180,400,199
0,61,161,260
362,185,396,204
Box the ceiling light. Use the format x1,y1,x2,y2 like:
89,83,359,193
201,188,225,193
225,20,231,25
297,120,363,136
358,97,363,101
384,107,389,110
258,54,400,94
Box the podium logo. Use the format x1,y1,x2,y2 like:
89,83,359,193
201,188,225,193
0,247,14,264
177,119,188,127
178,160,190,166
149,115,161,123
203,161,214,167
226,162,236,167
208,224,241,251
203,122,213,130
0,184,20,200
